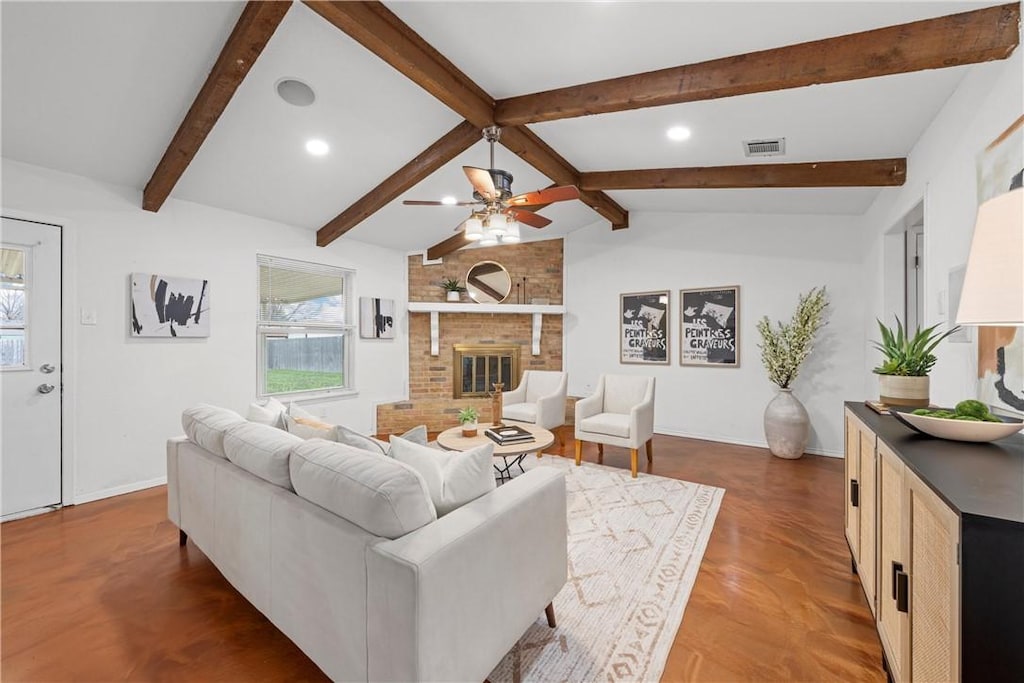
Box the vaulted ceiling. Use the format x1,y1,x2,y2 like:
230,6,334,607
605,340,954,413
2,1,1019,255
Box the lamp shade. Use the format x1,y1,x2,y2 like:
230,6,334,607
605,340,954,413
463,216,483,241
485,213,507,236
502,220,520,243
956,187,1024,325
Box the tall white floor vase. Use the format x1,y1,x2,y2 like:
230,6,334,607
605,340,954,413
764,389,810,459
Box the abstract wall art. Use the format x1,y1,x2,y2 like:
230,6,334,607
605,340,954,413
359,296,395,339
130,273,209,338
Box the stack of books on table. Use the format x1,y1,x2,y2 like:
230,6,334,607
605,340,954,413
484,425,535,446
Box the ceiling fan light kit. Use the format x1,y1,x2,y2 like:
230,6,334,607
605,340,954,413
403,126,580,253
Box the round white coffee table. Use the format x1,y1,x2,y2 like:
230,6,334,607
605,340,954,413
436,423,554,481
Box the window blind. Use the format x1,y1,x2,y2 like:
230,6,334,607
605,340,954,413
257,255,351,326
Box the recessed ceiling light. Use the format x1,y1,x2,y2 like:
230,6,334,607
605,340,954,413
441,196,457,205
666,126,692,142
276,78,316,107
305,139,329,156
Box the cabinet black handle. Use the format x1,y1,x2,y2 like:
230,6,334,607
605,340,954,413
896,569,909,613
891,561,903,601
850,479,859,508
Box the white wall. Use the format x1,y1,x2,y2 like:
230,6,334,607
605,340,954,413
565,212,867,456
2,159,409,503
859,50,1023,406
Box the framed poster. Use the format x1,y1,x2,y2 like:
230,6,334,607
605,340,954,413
620,291,670,364
680,286,739,367
359,297,395,339
130,273,209,338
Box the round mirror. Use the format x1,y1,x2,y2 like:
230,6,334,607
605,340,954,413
466,261,512,304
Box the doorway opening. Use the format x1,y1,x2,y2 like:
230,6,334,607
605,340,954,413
883,200,924,331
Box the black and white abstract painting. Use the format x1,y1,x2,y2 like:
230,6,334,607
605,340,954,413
130,273,209,338
680,286,739,367
359,296,395,339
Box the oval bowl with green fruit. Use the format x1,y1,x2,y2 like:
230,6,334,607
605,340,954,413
891,400,1023,443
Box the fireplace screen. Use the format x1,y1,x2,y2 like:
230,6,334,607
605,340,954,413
453,344,520,398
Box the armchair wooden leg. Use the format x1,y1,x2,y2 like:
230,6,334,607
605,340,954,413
630,449,639,478
545,602,556,628
646,438,653,463
574,439,583,466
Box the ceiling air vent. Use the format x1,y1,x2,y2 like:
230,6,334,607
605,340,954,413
743,138,786,157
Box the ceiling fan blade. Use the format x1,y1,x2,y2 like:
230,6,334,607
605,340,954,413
506,209,551,229
507,185,580,206
403,200,479,206
464,166,497,201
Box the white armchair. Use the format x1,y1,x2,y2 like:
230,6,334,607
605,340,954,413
502,370,569,444
574,374,655,478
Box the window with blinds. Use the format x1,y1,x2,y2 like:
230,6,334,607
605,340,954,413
257,255,354,397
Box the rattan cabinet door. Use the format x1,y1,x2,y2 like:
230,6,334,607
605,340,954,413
907,469,960,683
858,428,877,617
877,442,909,682
844,410,861,564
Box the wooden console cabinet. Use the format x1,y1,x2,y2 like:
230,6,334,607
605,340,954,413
843,403,1023,682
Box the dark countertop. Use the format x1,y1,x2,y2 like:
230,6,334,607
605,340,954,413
846,402,1024,525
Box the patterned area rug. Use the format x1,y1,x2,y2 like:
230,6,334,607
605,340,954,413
488,455,725,683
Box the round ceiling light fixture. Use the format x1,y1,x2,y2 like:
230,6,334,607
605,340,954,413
305,139,330,156
666,125,692,141
276,78,316,107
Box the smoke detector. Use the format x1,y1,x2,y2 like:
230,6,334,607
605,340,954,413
743,138,786,157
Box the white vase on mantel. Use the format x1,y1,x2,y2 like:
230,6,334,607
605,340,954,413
446,291,460,302
764,388,810,459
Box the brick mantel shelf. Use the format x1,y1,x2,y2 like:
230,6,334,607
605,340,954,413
407,302,566,356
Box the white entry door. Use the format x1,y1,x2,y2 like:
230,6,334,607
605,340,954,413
1,217,62,518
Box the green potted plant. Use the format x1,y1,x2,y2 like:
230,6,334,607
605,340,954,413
756,286,829,459
440,277,466,302
872,317,960,407
458,406,479,437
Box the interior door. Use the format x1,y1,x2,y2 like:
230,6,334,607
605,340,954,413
1,216,62,518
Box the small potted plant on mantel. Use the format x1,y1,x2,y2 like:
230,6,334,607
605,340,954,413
440,277,466,302
872,317,959,407
458,407,479,437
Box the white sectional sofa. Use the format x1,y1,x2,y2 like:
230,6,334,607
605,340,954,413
167,405,568,682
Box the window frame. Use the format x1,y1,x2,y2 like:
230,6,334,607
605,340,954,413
256,255,356,400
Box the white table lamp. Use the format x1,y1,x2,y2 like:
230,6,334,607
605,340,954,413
956,187,1024,326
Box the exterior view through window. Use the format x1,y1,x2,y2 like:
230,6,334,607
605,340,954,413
257,255,353,396
0,247,27,369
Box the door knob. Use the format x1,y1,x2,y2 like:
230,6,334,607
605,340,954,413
37,383,55,394
40,363,55,374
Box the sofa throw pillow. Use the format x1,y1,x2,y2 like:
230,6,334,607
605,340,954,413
283,413,334,440
289,439,437,539
247,397,287,429
182,404,247,458
336,423,429,456
389,436,496,516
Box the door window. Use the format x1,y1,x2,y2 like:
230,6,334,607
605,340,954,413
0,247,27,369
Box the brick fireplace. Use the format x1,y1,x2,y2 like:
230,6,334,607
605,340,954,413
376,239,565,433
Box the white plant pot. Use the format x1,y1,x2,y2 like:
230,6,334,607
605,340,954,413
763,388,810,460
878,374,929,407
461,420,478,437
446,291,460,302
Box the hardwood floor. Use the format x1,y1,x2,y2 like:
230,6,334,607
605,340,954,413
2,431,883,682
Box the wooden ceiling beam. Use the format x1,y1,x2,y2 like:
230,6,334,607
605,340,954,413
499,126,629,229
580,159,907,191
307,0,628,245
316,120,479,246
143,1,292,212
304,1,494,129
495,3,1021,126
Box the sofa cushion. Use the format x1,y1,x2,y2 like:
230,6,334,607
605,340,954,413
389,436,496,517
502,402,537,424
580,412,631,438
289,439,436,539
223,421,302,489
246,397,287,429
182,404,246,458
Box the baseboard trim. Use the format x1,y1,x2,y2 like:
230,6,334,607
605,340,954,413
653,427,843,459
73,476,167,505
